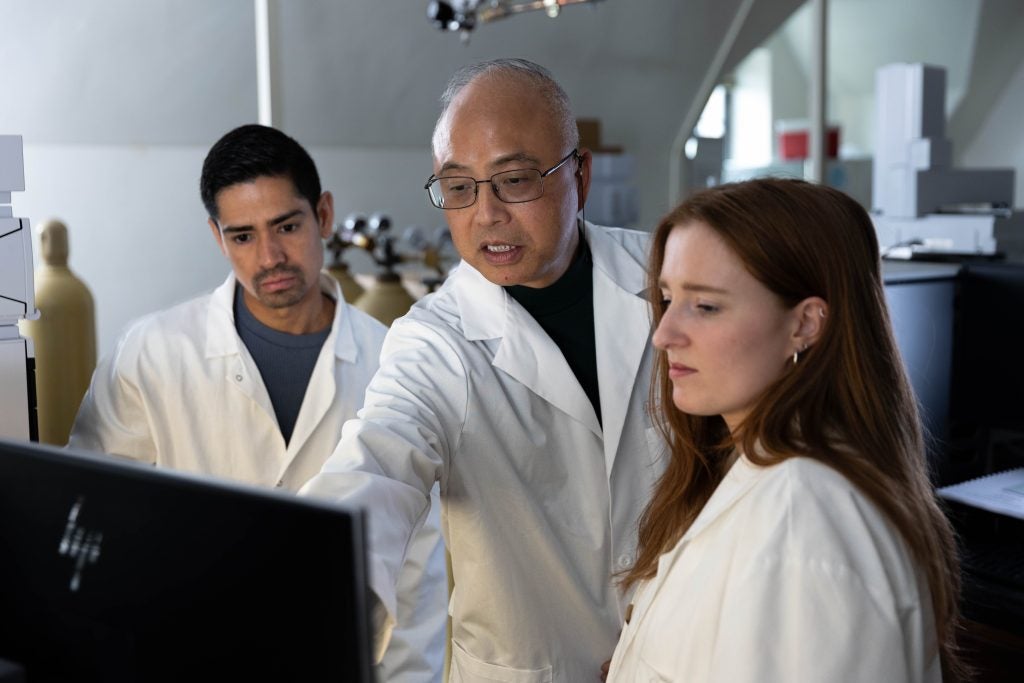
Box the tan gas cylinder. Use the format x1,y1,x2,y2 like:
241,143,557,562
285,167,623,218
18,219,96,445
326,264,365,304
353,273,416,327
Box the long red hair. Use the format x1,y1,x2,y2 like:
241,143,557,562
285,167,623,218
624,178,965,679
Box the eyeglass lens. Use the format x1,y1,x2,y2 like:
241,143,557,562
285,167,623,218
426,149,577,210
432,170,543,209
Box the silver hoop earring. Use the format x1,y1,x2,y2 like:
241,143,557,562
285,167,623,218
793,344,808,365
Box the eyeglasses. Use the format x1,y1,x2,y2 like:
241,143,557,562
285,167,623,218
425,149,579,210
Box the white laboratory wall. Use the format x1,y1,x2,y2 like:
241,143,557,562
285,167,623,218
727,0,982,165
767,32,807,148
2,0,776,238
11,0,1021,363
728,48,773,169
0,0,257,146
960,55,1024,209
14,144,439,360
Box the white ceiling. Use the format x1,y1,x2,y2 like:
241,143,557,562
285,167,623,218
3,0,1019,225
2,0,764,147
3,0,1016,152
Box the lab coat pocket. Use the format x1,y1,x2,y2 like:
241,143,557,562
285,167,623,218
450,640,552,683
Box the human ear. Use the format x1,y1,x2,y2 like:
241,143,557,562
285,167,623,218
575,148,592,211
791,296,828,353
317,191,335,240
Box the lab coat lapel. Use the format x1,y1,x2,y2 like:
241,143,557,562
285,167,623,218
617,457,765,657
682,456,764,544
497,301,602,436
205,274,277,420
589,224,652,474
455,263,602,437
284,274,352,458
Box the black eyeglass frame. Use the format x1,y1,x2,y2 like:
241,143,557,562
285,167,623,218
424,149,580,210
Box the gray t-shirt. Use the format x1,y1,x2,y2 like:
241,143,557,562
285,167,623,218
233,285,331,445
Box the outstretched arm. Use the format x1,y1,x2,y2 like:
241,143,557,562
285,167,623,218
302,317,468,663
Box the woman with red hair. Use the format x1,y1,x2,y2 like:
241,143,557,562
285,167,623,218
608,178,964,682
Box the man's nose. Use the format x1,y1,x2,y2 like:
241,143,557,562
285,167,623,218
473,182,511,224
258,233,286,266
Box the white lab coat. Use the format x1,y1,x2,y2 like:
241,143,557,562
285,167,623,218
70,272,448,682
608,455,942,683
304,223,666,682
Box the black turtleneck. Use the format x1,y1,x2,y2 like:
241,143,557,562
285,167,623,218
505,235,601,425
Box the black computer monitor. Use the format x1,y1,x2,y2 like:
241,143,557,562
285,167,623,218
883,262,959,478
951,262,1024,433
0,437,373,683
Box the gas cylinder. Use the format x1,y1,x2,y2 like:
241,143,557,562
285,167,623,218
352,213,417,326
326,262,365,304
354,273,417,327
18,219,96,445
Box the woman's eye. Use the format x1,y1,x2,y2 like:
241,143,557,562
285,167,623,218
696,303,719,314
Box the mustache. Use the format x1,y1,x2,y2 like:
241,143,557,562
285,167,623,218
253,265,303,287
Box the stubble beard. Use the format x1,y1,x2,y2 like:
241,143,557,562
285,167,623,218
253,265,308,309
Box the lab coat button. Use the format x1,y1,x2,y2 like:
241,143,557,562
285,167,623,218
617,554,632,568
235,374,243,382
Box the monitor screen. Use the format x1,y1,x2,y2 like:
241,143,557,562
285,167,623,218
883,262,959,479
0,437,373,683
951,262,1024,431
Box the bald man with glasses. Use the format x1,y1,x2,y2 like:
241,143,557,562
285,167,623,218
305,58,664,682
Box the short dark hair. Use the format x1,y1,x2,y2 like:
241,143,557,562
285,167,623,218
200,124,322,221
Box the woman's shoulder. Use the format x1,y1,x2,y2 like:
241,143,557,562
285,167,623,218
751,453,855,495
738,455,921,593
743,455,883,530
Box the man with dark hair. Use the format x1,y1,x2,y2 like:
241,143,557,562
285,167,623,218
304,59,663,681
199,123,324,221
71,124,447,682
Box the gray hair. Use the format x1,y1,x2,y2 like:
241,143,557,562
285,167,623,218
431,58,579,155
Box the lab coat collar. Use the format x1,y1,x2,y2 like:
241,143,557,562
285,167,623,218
640,455,767,598
286,273,355,457
205,273,246,358
680,455,765,544
617,455,766,658
585,221,648,297
450,221,651,445
450,262,506,342
204,271,356,459
453,221,648,340
587,222,651,473
204,272,358,364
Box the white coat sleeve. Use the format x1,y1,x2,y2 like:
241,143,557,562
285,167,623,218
707,558,915,683
378,484,448,683
301,318,467,662
68,332,158,463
